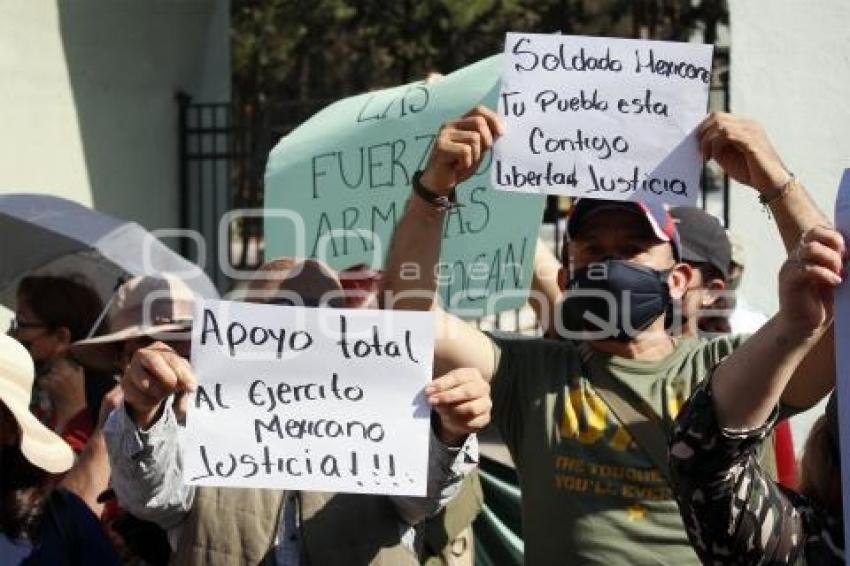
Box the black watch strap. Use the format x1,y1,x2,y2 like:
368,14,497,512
412,170,463,210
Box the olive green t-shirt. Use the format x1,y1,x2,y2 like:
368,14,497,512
489,334,746,565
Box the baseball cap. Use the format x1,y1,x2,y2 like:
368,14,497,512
567,198,682,261
670,206,732,280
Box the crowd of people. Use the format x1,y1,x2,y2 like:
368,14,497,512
0,104,844,566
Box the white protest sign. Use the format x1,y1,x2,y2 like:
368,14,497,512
492,33,713,205
182,299,434,496
833,168,850,559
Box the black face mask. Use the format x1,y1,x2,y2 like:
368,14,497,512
559,258,672,341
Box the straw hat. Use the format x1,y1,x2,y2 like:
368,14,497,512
71,274,195,371
0,334,74,474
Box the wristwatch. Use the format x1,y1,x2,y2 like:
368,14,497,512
412,170,463,210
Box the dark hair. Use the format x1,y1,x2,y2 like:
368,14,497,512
17,275,106,341
0,405,50,540
691,261,726,285
18,275,113,419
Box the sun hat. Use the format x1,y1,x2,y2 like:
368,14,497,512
0,334,74,474
567,198,682,261
70,274,195,371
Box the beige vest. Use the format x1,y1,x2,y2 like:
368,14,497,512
171,472,482,566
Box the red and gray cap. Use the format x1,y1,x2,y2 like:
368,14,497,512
566,198,682,261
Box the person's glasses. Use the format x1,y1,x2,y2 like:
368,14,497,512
8,318,49,334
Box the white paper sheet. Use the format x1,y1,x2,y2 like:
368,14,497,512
492,33,713,205
182,299,434,496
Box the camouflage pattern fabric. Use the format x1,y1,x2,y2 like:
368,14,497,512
668,381,844,565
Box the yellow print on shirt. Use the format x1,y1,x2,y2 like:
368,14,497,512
552,471,671,501
559,381,634,450
665,378,689,420
553,456,672,501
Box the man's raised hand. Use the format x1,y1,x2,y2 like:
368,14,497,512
418,106,504,196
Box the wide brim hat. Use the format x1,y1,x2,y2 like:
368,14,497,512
0,334,74,474
71,274,195,372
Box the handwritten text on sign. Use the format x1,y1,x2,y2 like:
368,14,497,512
263,55,545,317
493,33,714,205
182,299,435,496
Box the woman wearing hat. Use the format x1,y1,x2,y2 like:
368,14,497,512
0,334,118,565
10,275,115,452
669,225,845,564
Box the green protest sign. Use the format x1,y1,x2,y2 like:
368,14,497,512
264,55,545,317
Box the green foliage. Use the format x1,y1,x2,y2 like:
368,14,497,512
231,0,727,111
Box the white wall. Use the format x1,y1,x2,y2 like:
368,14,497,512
730,0,850,454
730,0,850,316
0,0,230,231
0,2,92,206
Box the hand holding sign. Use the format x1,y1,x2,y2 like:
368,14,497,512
697,112,792,193
426,367,492,446
419,106,505,196
122,342,196,430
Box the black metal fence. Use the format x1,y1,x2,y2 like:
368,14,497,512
177,93,336,290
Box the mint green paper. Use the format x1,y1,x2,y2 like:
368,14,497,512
264,55,546,317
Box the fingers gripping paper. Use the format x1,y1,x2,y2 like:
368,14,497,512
493,33,714,205
182,299,435,496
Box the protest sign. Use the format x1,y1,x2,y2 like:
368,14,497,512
182,299,435,496
492,33,713,206
263,56,546,317
833,168,850,558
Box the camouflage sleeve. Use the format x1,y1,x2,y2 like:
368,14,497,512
668,380,807,565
